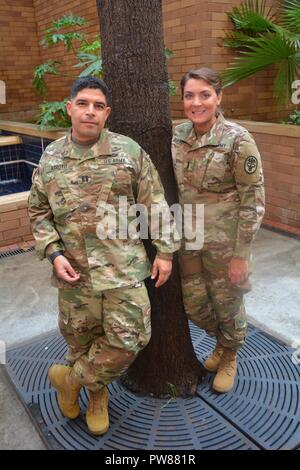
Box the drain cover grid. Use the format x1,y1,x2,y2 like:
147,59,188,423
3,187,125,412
192,326,300,450
5,325,300,450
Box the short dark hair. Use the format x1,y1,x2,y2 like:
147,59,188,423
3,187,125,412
70,76,109,101
180,68,222,98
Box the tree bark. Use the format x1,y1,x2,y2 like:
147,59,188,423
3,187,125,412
97,0,204,396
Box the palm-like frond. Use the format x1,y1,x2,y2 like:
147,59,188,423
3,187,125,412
222,32,300,102
273,23,300,48
281,0,300,34
223,31,261,48
274,50,300,102
227,0,276,33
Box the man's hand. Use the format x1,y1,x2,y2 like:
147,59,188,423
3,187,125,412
151,256,172,288
53,255,80,284
228,257,248,285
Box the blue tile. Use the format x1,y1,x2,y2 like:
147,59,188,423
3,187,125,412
0,161,32,190
25,163,34,181
0,180,30,195
0,134,56,171
0,167,6,179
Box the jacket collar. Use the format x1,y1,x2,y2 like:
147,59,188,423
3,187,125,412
177,113,226,150
62,128,112,160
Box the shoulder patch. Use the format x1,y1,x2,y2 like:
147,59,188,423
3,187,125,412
234,138,262,184
244,156,258,174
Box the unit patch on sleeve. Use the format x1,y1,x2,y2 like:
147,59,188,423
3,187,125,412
244,156,258,174
234,138,262,184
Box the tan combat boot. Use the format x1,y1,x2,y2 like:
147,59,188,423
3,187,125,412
204,342,224,372
86,387,109,435
212,348,237,393
48,364,81,419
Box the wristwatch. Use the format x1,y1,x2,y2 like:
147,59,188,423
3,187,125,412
48,251,63,264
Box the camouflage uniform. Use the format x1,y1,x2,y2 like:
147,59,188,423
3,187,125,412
172,113,265,349
28,130,179,391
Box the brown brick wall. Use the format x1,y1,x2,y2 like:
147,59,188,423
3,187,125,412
0,0,295,122
0,198,32,247
32,0,100,104
0,0,41,121
253,132,300,233
163,0,293,122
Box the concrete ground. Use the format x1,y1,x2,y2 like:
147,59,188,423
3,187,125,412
246,228,300,347
0,227,299,449
1,253,57,347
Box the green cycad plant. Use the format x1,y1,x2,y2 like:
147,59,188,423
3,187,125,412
37,99,71,129
222,0,300,104
33,14,103,128
33,13,176,128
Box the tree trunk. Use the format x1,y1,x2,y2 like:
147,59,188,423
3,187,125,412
96,0,204,396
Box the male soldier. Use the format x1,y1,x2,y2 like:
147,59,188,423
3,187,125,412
28,76,179,435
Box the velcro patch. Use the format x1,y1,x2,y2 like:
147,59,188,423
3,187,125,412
244,156,258,174
235,138,262,184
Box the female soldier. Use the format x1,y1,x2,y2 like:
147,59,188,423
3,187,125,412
172,68,265,393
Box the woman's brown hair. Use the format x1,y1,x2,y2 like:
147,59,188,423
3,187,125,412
180,67,222,98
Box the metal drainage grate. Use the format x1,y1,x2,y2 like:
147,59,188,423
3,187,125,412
0,246,35,259
192,325,300,450
5,325,300,450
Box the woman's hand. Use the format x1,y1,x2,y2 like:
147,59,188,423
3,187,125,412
151,257,172,288
228,257,248,285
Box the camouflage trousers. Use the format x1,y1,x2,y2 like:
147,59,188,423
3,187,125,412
179,245,247,350
58,282,151,392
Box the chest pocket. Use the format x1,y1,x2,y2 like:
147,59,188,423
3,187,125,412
96,166,117,215
50,172,80,221
202,151,228,192
50,165,118,222
109,166,135,204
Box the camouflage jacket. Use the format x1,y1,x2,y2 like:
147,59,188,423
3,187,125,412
28,130,179,290
172,113,265,259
